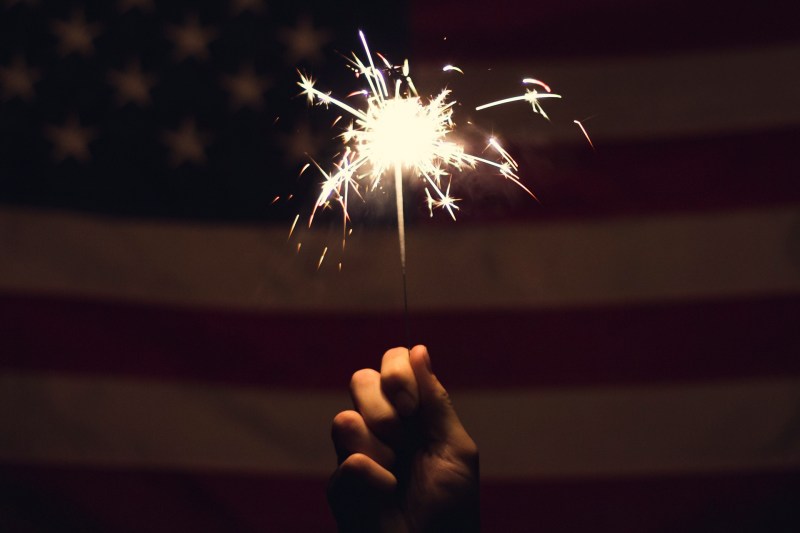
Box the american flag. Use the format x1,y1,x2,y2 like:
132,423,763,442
1,0,799,531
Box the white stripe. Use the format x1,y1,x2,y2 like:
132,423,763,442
1,373,798,477
1,206,799,311
415,43,800,143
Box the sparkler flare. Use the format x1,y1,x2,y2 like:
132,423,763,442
574,119,595,150
475,78,562,120
297,31,557,272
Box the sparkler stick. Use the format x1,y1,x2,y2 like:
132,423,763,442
394,163,410,347
296,32,561,346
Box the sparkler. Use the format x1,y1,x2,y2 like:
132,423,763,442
296,32,561,341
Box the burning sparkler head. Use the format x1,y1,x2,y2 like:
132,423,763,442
293,32,561,265
356,95,453,172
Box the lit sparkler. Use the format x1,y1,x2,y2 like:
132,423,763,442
296,32,562,339
297,32,560,268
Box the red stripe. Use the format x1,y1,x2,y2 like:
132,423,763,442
0,465,334,533
406,128,800,223
410,0,800,60
2,464,798,532
481,471,800,532
2,292,799,389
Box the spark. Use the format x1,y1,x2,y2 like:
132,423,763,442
443,64,463,74
522,78,552,93
288,214,300,240
297,32,559,266
574,119,595,150
475,78,562,120
425,182,460,220
317,246,327,269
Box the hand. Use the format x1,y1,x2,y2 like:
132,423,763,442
328,345,480,532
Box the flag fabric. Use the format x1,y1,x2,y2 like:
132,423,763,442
1,0,799,531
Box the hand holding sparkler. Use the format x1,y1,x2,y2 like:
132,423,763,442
328,345,479,532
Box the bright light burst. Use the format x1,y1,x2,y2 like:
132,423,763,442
296,31,560,267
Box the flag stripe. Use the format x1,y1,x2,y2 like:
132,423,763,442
2,206,798,313
3,465,798,533
5,127,800,220
413,43,800,143
2,373,798,477
0,466,335,533
410,0,800,60
3,292,800,389
503,128,800,219
479,471,800,533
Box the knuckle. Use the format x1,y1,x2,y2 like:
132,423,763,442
438,388,453,407
349,368,377,390
380,350,415,394
340,452,371,475
331,410,362,437
380,369,407,393
382,346,406,363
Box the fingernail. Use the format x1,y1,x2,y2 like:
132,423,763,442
394,389,416,417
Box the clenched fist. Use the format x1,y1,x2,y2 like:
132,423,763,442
328,345,479,532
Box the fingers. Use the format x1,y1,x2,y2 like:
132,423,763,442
349,368,402,443
331,410,395,469
352,346,473,449
327,453,397,532
409,345,475,449
330,453,397,494
380,347,419,417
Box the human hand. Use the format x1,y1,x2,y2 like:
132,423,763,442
328,345,479,532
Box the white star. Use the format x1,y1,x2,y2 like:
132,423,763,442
108,60,156,106
162,119,209,166
51,10,102,57
278,17,331,64
222,64,271,110
117,0,154,13
166,15,217,62
230,0,265,15
0,55,40,102
45,115,95,163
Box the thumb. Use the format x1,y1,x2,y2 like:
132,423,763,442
408,345,470,445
